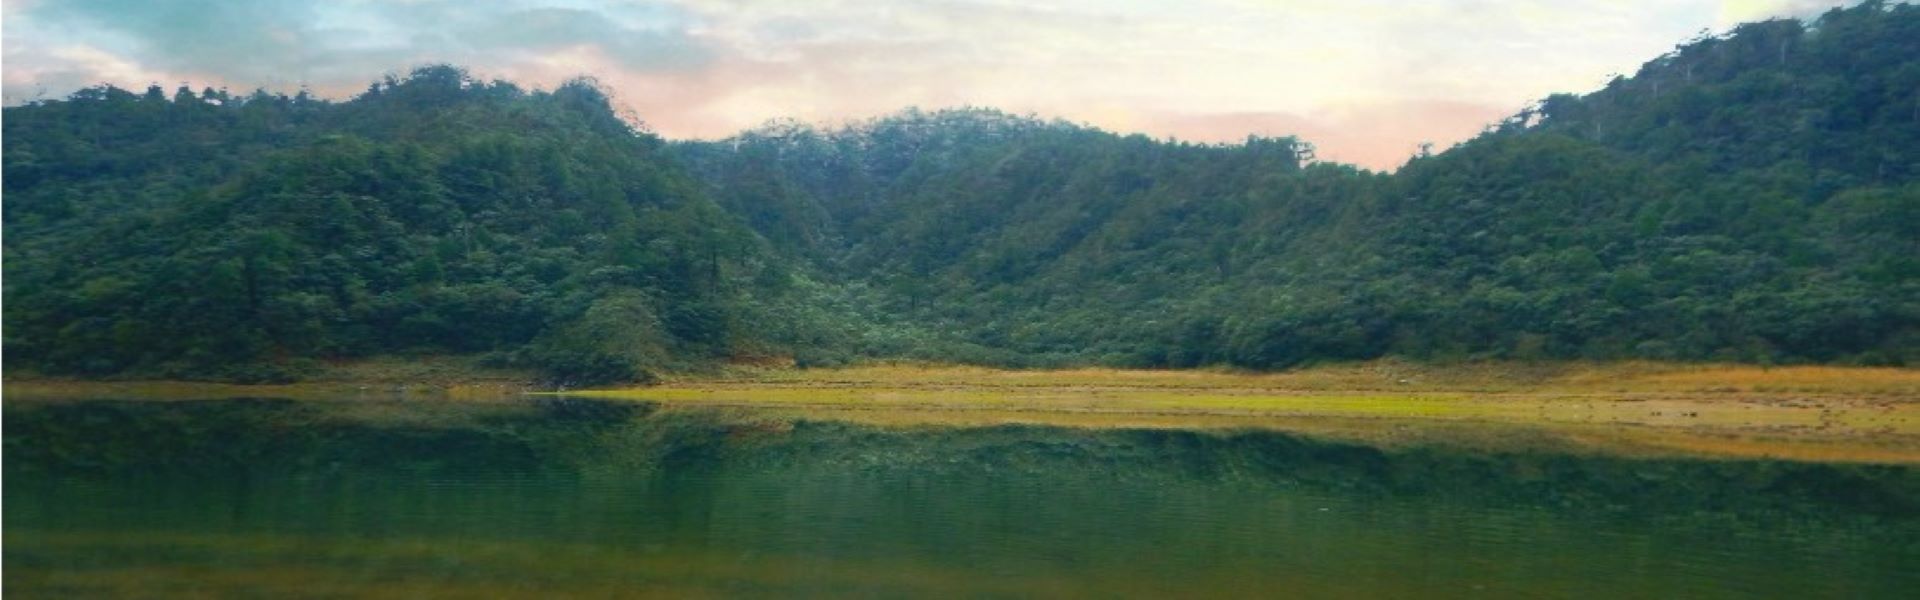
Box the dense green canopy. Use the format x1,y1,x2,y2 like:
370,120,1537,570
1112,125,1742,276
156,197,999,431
4,70,782,382
5,2,1915,381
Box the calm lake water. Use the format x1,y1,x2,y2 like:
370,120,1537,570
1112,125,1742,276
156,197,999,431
6,396,1917,598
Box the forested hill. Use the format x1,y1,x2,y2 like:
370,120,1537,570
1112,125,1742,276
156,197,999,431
677,1,1918,369
4,2,1916,382
3,69,807,382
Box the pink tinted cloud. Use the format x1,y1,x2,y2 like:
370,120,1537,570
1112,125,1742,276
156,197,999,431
3,0,1839,171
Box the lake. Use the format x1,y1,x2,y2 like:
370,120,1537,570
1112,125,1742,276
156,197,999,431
6,395,1917,598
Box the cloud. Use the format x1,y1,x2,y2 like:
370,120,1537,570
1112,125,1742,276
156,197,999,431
24,0,325,82
1,0,1856,169
1717,0,1855,26
5,0,718,97
1,43,185,103
459,7,711,71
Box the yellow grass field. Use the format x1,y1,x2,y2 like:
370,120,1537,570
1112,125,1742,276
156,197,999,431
672,360,1920,395
561,361,1920,463
10,360,1918,463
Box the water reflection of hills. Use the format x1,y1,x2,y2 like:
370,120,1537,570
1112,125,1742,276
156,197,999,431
8,396,1919,597
8,396,1917,521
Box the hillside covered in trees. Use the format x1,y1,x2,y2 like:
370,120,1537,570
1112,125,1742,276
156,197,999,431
2,70,818,382
4,2,1916,382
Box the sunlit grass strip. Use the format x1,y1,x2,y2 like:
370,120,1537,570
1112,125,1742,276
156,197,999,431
558,386,1485,417
691,361,1920,396
557,365,1920,463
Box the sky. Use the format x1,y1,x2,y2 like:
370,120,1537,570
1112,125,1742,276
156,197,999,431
0,0,1857,169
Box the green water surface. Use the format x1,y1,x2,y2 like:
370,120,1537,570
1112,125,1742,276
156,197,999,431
5,397,1916,598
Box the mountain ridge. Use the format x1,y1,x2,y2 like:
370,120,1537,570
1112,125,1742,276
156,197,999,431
4,2,1914,382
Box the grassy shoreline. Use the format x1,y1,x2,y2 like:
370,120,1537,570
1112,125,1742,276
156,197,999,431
564,361,1920,463
9,360,1918,463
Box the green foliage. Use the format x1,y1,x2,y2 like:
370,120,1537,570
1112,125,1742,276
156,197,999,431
5,4,1916,378
521,289,673,386
676,3,1916,368
3,66,775,382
